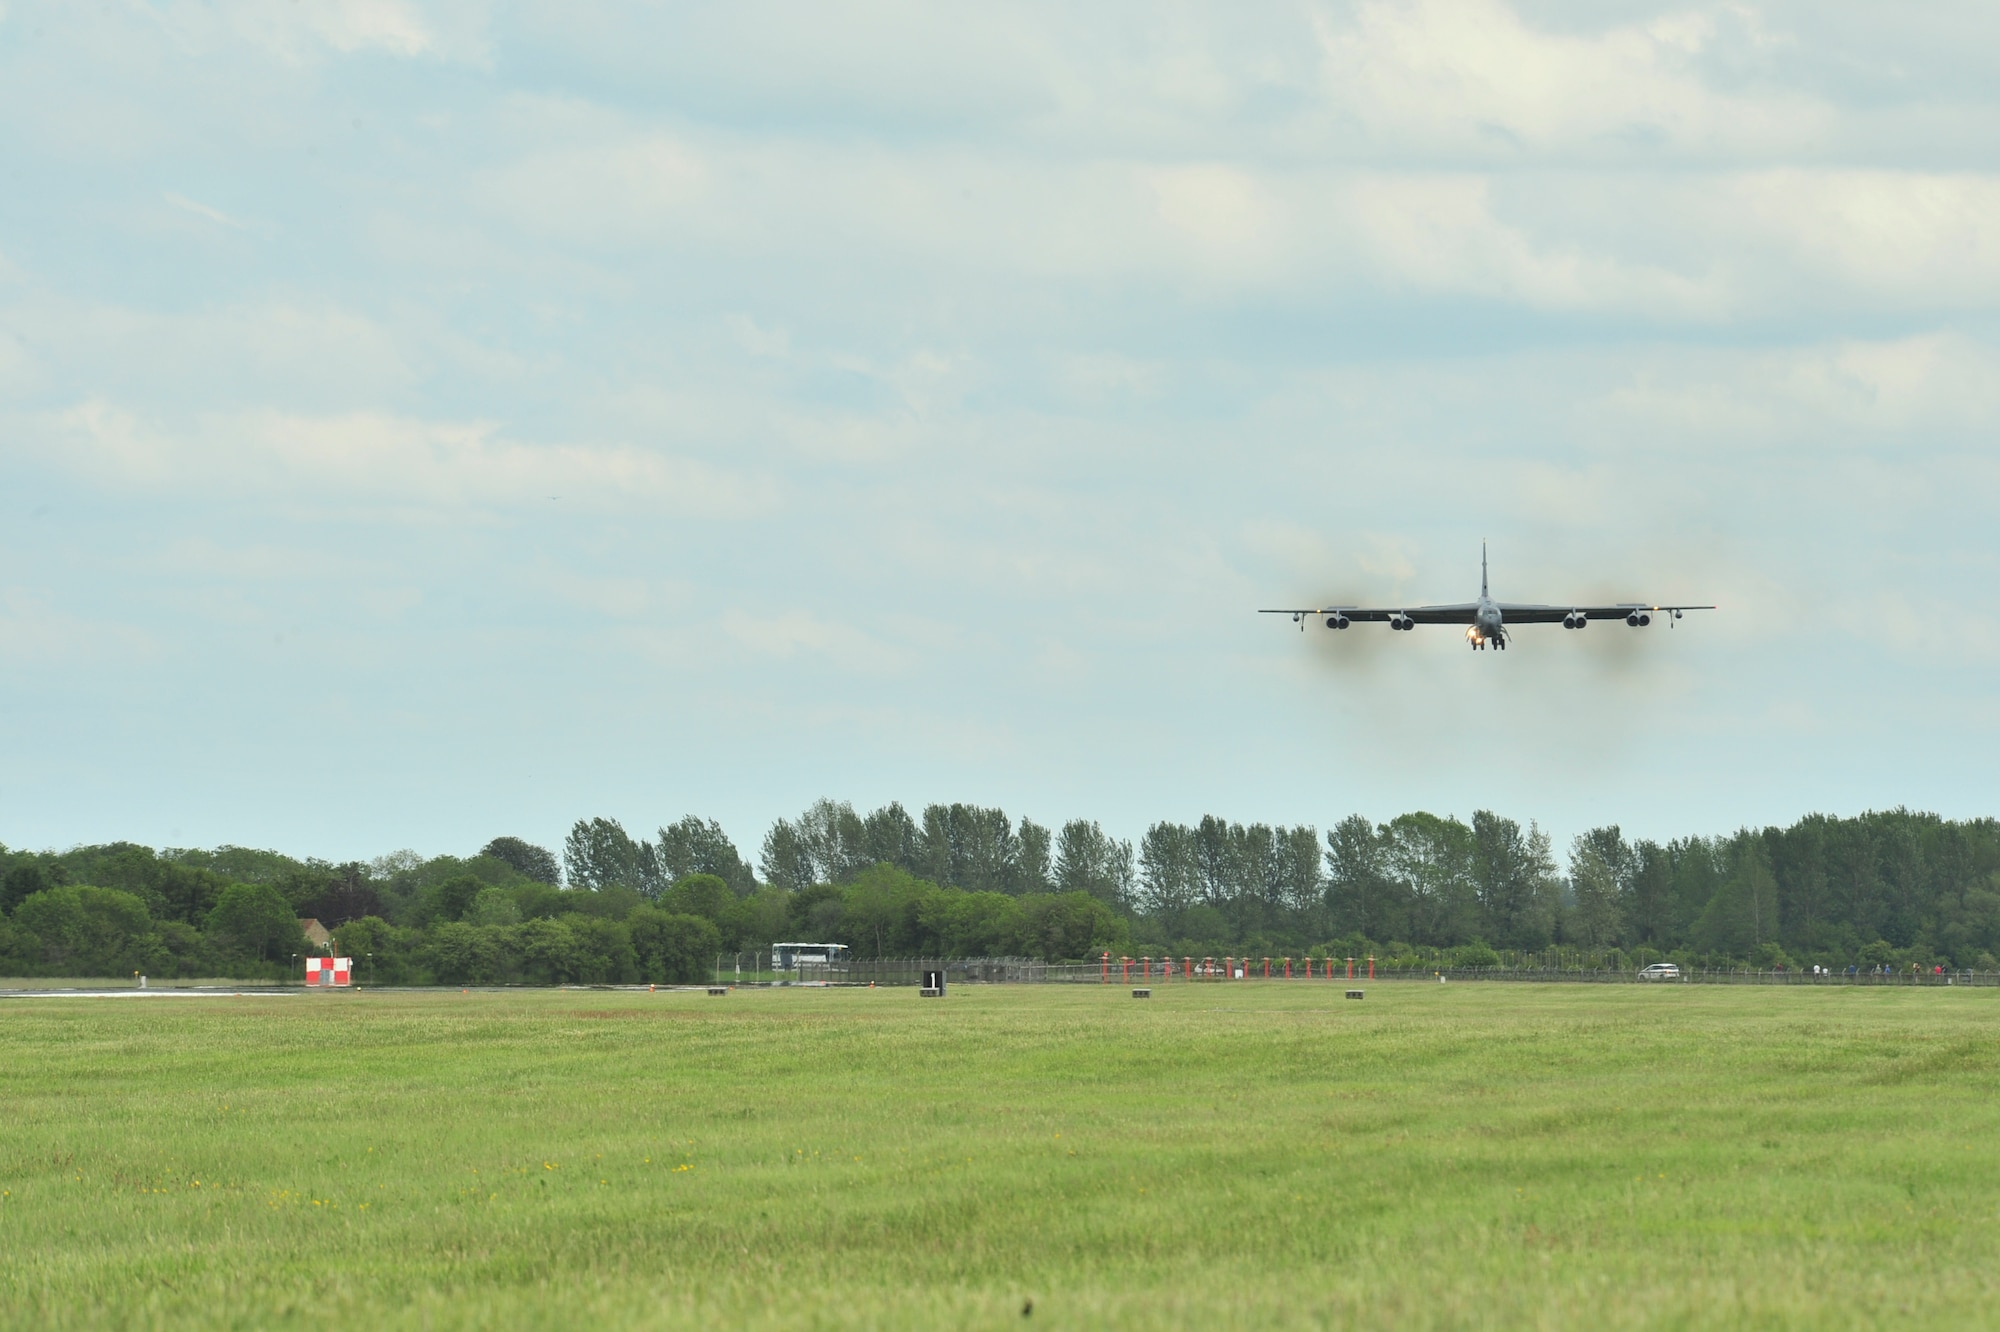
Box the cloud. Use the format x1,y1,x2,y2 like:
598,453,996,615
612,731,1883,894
201,0,490,64
1720,170,2000,307
299,0,438,58
722,610,914,676
726,314,791,359
1579,332,2000,449
0,588,156,667
40,404,778,518
453,108,2000,325
477,126,710,244
163,193,245,229
1312,0,1830,162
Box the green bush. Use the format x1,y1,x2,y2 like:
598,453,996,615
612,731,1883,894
567,916,638,983
14,886,163,976
661,874,733,921
204,883,303,968
516,917,586,984
1452,942,1502,969
425,922,512,985
509,881,568,920
466,887,522,926
1012,892,1128,961
415,875,488,925
628,908,720,984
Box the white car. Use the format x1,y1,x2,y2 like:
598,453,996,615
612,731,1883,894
1638,962,1682,981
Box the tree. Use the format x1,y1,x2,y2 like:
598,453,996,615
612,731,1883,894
862,802,922,872
424,922,512,985
465,887,522,926
788,882,847,939
323,916,401,982
1666,837,1726,942
14,886,162,976
2,863,51,915
259,866,326,918
839,864,938,958
1277,827,1324,918
1011,892,1128,961
481,837,561,885
149,862,229,925
1693,834,1780,958
627,908,721,983
1579,826,1638,929
1014,820,1053,895
315,864,385,926
918,889,1021,956
509,881,568,921
563,818,642,892
164,845,305,885
1627,841,1678,947
1567,839,1625,949
1325,816,1395,940
918,804,1017,894
0,914,35,972
798,799,870,884
1381,813,1478,946
1056,820,1132,905
1474,812,1555,949
566,916,638,983
417,875,489,925
204,883,303,965
1138,823,1198,918
1201,820,1289,939
652,817,756,895
660,873,755,947
515,917,586,984
760,819,813,891
1194,816,1233,906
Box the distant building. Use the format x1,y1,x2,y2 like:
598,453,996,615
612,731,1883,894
298,918,332,947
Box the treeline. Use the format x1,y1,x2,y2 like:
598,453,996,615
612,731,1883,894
2,803,1997,982
0,815,1128,983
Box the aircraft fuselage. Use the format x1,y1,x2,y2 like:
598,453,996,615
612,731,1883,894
1469,598,1506,650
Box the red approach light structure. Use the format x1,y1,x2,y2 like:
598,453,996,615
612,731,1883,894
306,957,352,987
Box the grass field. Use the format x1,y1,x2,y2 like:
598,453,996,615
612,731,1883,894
2,983,1996,1330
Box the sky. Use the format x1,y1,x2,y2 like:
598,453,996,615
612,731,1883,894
2,0,1997,867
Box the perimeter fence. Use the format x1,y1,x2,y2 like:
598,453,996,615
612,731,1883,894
716,952,1999,988
1348,967,1996,986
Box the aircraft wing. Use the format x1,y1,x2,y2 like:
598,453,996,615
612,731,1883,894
1259,603,1481,625
1492,602,1716,624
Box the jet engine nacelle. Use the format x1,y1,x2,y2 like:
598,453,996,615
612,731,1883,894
1562,611,1587,630
1324,613,1349,630
1625,609,1651,627
1388,613,1414,631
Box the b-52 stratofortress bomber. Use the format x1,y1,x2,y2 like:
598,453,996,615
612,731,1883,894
1261,544,1713,651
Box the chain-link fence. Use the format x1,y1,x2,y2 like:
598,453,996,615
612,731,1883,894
716,952,1999,988
1313,966,1995,986
715,955,1081,985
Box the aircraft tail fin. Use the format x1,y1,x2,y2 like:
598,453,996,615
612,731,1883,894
1481,540,1488,597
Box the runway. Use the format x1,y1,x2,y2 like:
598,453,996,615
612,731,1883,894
0,988,298,999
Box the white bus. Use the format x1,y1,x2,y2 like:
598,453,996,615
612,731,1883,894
771,942,848,979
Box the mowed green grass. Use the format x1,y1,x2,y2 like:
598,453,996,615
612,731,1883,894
2,984,1997,1330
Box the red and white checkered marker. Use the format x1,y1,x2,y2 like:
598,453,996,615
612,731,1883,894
305,957,352,987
